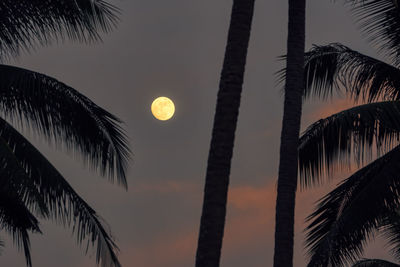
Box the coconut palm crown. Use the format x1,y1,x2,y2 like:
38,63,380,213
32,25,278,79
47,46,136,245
0,1,130,267
286,0,400,266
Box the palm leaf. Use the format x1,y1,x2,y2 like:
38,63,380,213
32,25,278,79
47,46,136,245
0,116,122,267
379,211,400,261
346,0,400,65
303,43,400,102
0,64,130,187
0,190,42,267
0,0,119,59
0,135,49,217
0,135,46,267
352,259,400,267
299,101,400,187
305,145,400,266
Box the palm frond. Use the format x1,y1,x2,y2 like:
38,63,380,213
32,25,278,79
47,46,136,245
0,0,119,59
305,145,400,266
299,101,400,187
379,211,400,261
0,64,130,187
0,117,122,267
352,259,400,267
303,43,400,101
0,136,49,217
345,0,400,65
0,186,42,267
0,129,53,266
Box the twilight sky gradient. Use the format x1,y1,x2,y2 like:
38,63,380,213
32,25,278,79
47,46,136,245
0,0,395,266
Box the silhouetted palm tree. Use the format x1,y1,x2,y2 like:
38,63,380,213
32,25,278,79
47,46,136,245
0,2,130,267
296,0,400,266
195,0,255,266
273,0,306,266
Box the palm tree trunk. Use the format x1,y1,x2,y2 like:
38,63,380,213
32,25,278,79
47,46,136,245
273,0,306,267
195,0,255,266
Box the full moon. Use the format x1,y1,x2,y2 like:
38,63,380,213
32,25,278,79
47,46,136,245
151,97,175,121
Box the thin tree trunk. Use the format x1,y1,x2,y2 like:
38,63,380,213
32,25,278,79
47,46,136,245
273,0,306,266
195,0,255,266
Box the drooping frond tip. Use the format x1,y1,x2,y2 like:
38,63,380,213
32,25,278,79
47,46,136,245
305,145,400,266
299,101,400,188
0,0,120,60
346,0,400,65
303,43,400,102
0,64,131,188
0,117,122,267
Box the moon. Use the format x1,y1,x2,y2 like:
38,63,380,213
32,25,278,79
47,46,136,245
151,97,175,121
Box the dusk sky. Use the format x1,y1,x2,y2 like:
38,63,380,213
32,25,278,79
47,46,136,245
0,0,395,266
